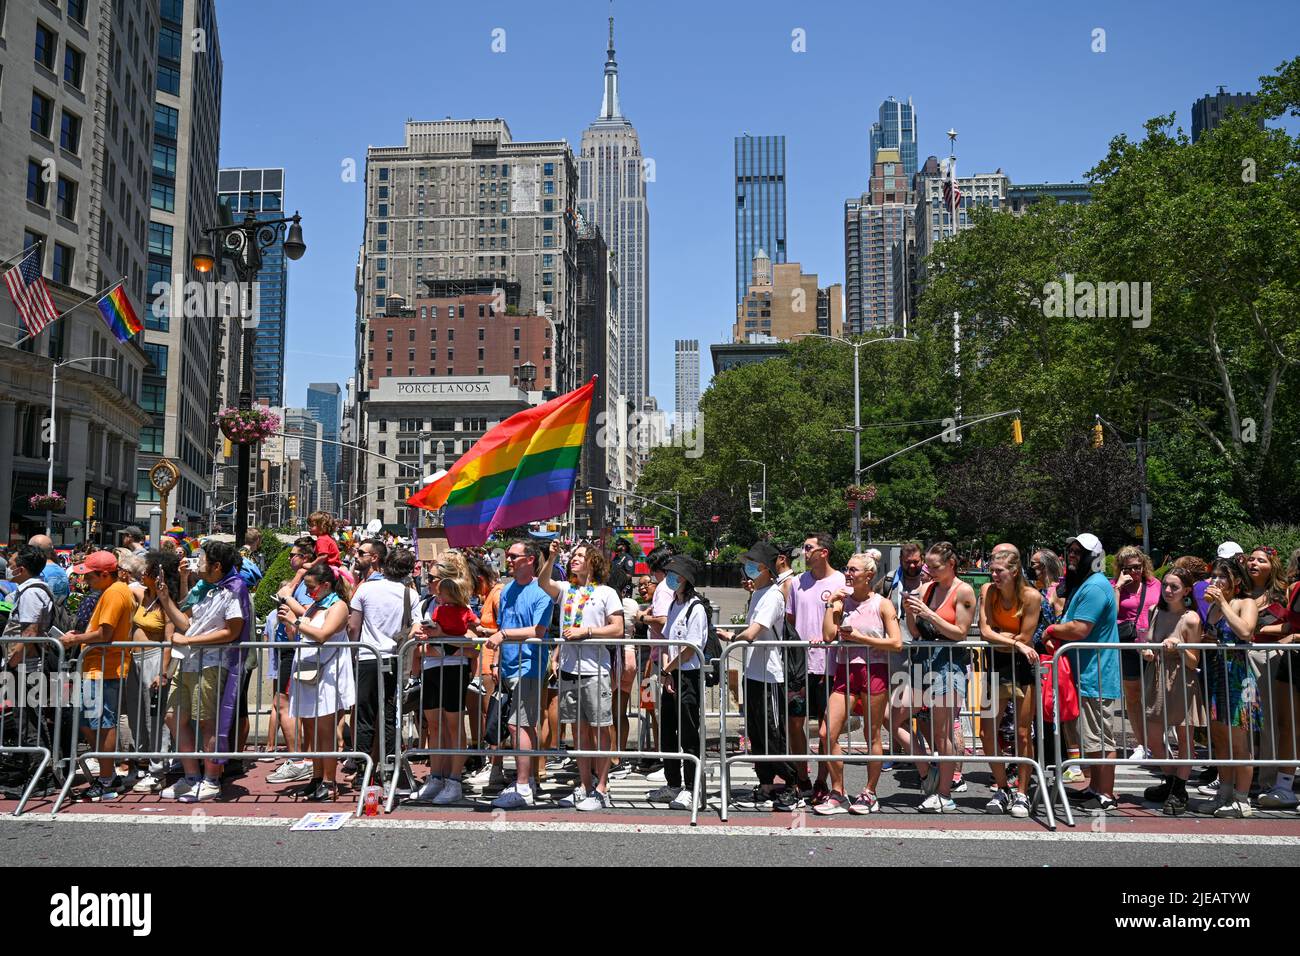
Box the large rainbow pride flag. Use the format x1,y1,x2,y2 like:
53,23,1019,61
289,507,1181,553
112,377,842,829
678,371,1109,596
96,284,143,343
406,377,595,546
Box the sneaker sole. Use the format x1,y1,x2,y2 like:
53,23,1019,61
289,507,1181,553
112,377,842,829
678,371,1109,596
813,805,849,816
849,803,879,815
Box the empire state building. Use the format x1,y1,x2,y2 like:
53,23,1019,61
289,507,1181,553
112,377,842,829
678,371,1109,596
578,16,649,412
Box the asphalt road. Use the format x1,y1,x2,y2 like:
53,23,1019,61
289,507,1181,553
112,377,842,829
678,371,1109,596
5,816,1299,866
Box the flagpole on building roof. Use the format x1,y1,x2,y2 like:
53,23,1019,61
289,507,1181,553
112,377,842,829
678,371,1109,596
8,276,125,350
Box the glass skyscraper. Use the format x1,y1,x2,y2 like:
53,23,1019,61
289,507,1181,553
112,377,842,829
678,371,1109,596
217,167,288,406
869,97,918,182
734,135,787,305
305,382,341,511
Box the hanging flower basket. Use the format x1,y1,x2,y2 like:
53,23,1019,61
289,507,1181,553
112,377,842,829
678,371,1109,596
844,483,877,504
29,491,65,512
217,406,280,445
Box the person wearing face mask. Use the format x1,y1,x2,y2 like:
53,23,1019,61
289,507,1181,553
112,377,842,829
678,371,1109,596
152,541,249,803
717,541,802,812
645,556,709,812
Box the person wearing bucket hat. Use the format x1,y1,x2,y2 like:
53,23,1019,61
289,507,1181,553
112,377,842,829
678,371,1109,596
1043,532,1121,814
716,541,802,811
645,555,709,811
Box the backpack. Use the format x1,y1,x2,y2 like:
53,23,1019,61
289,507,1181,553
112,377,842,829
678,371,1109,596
20,580,75,635
685,594,724,687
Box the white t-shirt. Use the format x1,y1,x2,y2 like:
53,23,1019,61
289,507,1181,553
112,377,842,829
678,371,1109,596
665,598,709,672
743,583,787,683
556,582,623,676
181,587,243,672
13,578,54,629
349,578,419,660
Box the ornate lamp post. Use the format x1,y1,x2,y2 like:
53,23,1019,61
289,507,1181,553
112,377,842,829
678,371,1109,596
192,195,305,547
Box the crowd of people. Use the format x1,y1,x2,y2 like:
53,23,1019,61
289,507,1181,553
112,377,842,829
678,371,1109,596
2,517,1300,822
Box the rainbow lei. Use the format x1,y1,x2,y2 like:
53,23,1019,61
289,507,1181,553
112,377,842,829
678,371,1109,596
562,585,596,630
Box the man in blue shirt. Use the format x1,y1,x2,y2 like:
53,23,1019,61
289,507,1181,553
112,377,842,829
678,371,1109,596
28,534,69,601
1044,532,1120,813
484,540,554,809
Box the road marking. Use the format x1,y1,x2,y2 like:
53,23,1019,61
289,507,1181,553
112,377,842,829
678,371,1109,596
6,813,1299,845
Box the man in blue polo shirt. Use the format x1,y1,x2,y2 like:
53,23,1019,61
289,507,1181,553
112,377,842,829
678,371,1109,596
484,539,554,809
28,535,69,601
1045,532,1120,814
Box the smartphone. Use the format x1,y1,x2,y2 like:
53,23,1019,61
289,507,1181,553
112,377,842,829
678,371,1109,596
188,557,199,572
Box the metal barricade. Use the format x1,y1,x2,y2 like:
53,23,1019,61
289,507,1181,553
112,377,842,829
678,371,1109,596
50,639,375,816
1050,641,1300,827
1,636,68,816
718,639,1057,829
386,635,707,824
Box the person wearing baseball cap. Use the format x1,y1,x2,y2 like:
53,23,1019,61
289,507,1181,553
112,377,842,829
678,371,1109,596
61,549,135,801
1217,541,1245,561
1042,532,1121,814
716,541,802,811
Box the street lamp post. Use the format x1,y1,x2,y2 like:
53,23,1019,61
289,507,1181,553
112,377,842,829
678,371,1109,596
736,459,766,522
192,195,305,548
794,333,916,551
46,355,117,538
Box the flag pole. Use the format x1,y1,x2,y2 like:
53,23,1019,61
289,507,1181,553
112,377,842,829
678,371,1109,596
0,240,43,271
7,276,125,350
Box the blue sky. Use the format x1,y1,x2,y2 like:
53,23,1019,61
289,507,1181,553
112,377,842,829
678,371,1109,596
215,0,1292,414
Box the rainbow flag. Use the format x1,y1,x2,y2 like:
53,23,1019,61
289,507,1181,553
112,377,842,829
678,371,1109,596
96,284,143,343
407,377,595,546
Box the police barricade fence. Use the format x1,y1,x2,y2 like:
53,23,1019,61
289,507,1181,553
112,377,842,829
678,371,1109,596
386,634,707,824
48,639,377,817
718,638,1057,829
0,636,70,816
1050,640,1300,828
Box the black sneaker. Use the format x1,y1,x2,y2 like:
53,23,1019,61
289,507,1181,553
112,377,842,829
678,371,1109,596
1197,766,1218,785
83,776,123,802
772,787,807,812
1066,787,1099,804
1144,778,1173,804
1162,790,1188,816
1081,793,1117,814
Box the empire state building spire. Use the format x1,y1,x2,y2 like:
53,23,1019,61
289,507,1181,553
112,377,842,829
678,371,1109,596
599,15,621,120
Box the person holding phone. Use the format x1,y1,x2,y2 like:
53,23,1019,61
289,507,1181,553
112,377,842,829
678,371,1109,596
1246,546,1294,807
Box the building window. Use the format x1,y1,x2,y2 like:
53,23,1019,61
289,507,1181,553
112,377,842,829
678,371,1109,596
136,470,160,502
158,25,182,60
148,223,173,256
157,64,180,94
67,0,87,25
56,176,77,219
151,181,175,211
31,92,54,137
27,160,48,206
52,243,73,283
543,162,554,176
152,142,177,177
35,23,58,71
477,348,484,360
64,45,85,88
59,111,81,154
154,104,179,138
378,168,389,181
513,327,520,341
477,328,485,340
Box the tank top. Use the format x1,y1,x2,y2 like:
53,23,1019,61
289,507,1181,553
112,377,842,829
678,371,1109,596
925,580,959,627
836,592,887,666
132,600,166,643
922,579,969,665
987,587,1024,652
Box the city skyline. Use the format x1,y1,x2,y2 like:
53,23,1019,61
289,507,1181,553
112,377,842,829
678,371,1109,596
198,1,1292,416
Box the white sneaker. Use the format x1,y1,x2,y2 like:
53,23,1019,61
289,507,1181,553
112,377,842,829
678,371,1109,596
1129,745,1150,762
132,773,162,793
268,760,314,784
431,779,464,805
1009,792,1032,819
1197,779,1221,797
179,779,221,803
491,785,534,810
557,785,588,808
919,793,956,813
1061,766,1084,783
669,790,696,811
1257,785,1299,810
83,757,100,777
161,778,196,800
415,776,446,802
1213,797,1254,819
467,763,507,788
575,790,613,812
645,768,667,784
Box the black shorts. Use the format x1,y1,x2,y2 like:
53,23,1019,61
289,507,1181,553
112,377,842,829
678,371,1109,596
993,649,1037,688
1120,646,1144,681
275,648,296,695
422,661,468,712
804,672,829,720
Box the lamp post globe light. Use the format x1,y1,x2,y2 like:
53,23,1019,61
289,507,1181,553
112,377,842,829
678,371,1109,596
192,195,305,547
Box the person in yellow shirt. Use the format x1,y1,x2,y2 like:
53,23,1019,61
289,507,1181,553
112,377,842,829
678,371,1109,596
60,550,136,801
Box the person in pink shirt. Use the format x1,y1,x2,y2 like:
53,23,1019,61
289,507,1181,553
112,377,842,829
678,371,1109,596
1114,545,1161,761
786,533,845,804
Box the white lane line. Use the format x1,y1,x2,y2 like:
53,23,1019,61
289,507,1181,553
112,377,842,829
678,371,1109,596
5,813,1300,845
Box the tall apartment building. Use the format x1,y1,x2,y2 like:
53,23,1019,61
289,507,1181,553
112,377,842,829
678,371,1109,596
137,0,222,528
305,382,341,511
844,147,916,334
218,167,288,405
869,96,918,182
734,134,787,304
912,155,1009,290
674,340,699,435
1,0,156,545
577,15,649,413
357,119,581,406
574,224,623,528
1191,86,1262,142
733,249,842,342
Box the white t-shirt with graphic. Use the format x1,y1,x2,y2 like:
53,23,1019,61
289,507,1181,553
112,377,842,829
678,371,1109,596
555,582,623,677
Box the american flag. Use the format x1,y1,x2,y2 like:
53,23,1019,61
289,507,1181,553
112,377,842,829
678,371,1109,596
942,158,963,215
3,245,59,338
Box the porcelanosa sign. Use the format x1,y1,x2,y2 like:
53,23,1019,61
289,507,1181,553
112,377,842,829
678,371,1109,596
376,377,514,401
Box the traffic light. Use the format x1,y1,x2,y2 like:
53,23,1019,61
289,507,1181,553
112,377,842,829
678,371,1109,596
288,494,297,511
585,490,594,507
1092,420,1104,448
1011,418,1023,445
85,497,96,519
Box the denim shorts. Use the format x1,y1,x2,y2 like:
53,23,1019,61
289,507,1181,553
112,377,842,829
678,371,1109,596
80,677,122,731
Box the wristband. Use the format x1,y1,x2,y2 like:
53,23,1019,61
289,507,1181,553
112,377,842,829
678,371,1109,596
1043,624,1056,641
